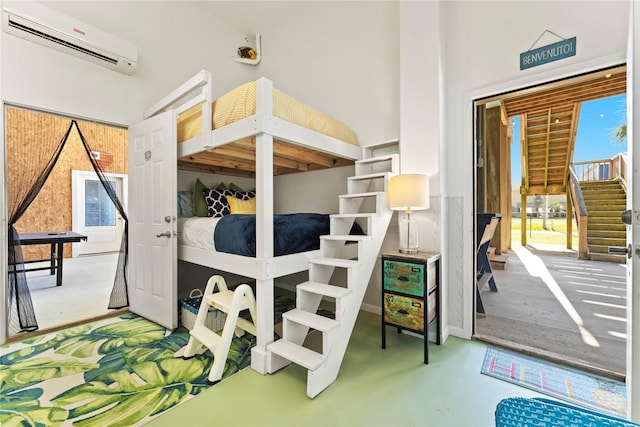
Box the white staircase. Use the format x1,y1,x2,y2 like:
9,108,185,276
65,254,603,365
267,140,399,398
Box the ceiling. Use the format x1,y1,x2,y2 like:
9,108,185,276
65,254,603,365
501,66,627,118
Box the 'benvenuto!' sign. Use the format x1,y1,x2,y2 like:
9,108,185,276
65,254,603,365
520,37,576,70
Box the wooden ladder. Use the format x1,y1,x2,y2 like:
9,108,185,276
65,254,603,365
267,140,399,398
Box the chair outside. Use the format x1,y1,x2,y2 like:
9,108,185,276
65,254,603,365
476,214,500,314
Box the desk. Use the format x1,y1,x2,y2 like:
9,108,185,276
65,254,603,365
16,232,87,286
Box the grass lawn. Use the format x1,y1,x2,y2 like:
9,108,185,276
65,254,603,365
510,217,578,247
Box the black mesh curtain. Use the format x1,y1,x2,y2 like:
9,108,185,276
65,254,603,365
73,120,129,309
7,122,74,333
7,118,129,335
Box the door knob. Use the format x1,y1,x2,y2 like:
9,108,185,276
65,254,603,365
156,231,171,238
621,209,632,225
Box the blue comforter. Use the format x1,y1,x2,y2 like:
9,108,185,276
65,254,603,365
214,213,361,257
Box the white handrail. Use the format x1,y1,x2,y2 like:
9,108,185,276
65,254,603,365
143,69,212,119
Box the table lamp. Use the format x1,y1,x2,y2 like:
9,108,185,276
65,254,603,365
388,174,429,254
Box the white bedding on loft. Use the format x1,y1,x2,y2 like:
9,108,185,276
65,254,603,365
178,217,220,251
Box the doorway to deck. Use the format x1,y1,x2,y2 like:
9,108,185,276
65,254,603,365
472,66,628,379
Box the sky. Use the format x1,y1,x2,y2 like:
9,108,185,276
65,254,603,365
511,93,628,185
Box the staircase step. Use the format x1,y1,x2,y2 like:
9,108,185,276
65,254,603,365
588,230,626,238
356,154,397,165
348,172,392,181
190,326,222,349
360,138,399,153
584,211,625,217
588,217,626,225
268,339,325,371
321,234,369,242
490,254,509,270
587,237,627,246
311,257,360,269
589,244,625,254
588,225,626,233
339,191,384,199
205,290,251,313
583,190,625,195
298,281,351,299
587,206,627,213
487,246,496,260
284,308,339,332
331,213,373,219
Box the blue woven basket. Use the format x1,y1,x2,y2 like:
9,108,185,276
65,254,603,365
180,290,226,332
495,398,639,427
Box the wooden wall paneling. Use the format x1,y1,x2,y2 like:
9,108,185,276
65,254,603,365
7,108,127,261
476,105,486,213
485,106,502,254
500,116,512,251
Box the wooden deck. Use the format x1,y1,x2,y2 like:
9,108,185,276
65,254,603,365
475,242,627,380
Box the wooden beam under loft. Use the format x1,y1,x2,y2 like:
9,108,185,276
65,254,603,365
177,138,355,177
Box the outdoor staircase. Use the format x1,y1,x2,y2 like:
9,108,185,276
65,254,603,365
581,178,627,262
266,140,399,398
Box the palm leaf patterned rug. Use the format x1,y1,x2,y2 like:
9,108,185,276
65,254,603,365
0,312,254,427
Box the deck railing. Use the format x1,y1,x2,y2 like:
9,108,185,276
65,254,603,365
567,166,588,259
568,153,627,259
572,153,627,184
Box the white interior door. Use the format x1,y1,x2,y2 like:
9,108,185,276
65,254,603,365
72,170,127,256
627,0,639,420
128,110,177,330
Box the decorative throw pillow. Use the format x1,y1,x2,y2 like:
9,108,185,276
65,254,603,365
204,189,256,217
203,189,230,217
177,191,194,217
193,178,209,217
227,195,256,214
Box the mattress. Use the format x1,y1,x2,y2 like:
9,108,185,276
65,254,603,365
178,214,363,257
177,81,359,146
177,214,330,257
178,216,219,251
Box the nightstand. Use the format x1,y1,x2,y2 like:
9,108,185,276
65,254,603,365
381,251,441,364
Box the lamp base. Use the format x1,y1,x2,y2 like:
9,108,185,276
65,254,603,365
399,247,419,255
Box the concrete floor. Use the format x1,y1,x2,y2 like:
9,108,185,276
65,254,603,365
20,243,627,380
475,242,628,379
148,311,546,427
19,253,118,333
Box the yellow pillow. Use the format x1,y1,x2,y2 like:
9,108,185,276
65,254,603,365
227,195,256,214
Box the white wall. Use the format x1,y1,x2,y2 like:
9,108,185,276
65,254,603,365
254,1,400,146
0,19,6,342
441,0,629,339
1,0,252,125
0,1,401,341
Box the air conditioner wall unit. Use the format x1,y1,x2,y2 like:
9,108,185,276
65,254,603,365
2,1,137,75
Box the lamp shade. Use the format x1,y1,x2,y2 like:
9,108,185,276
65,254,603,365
388,174,429,211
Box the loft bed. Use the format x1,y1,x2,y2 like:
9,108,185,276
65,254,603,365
144,70,362,374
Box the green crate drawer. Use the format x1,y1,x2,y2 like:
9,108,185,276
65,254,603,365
384,293,425,333
383,260,424,297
